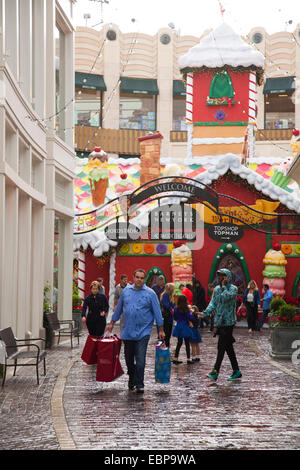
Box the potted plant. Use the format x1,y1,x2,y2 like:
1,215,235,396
72,281,83,335
269,300,300,359
268,297,287,327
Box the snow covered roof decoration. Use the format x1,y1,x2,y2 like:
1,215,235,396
195,154,300,213
73,154,300,256
178,23,264,70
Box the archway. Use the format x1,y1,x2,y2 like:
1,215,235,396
145,267,167,288
292,271,300,299
209,243,250,296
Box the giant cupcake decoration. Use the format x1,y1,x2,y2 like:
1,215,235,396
262,242,287,297
87,147,109,207
171,241,193,284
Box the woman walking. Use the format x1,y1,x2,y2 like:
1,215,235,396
160,283,175,349
243,280,261,333
81,281,109,336
172,295,194,365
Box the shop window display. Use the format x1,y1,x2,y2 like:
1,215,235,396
75,88,101,127
173,96,187,131
119,94,156,131
265,93,295,130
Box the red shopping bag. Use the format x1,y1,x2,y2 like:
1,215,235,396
237,305,247,318
81,335,100,365
96,335,124,382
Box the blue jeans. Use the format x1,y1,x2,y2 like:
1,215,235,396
259,309,270,329
123,335,150,389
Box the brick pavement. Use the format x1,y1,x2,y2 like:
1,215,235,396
0,326,300,450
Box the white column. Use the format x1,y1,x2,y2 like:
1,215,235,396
45,0,56,134
3,185,19,331
57,217,73,320
0,174,5,330
0,0,5,62
17,194,32,338
19,0,32,102
103,26,120,129
31,203,45,337
32,0,46,118
156,29,174,158
5,0,19,79
59,29,74,146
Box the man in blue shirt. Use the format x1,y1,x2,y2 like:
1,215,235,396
259,284,273,329
106,269,165,393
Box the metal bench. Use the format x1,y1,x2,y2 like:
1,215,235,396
0,327,47,387
45,312,79,349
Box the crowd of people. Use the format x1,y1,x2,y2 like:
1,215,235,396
81,269,274,392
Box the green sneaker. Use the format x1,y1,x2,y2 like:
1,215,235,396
206,369,219,381
227,370,242,381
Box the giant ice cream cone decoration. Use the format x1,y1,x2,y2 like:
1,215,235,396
87,147,109,207
262,243,287,297
171,242,193,284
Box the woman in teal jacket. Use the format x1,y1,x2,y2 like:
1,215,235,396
202,269,242,382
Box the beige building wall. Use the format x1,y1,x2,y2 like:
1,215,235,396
0,0,75,340
75,24,300,162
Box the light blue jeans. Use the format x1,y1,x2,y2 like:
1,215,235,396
123,335,150,389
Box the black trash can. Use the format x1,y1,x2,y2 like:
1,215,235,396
43,312,54,349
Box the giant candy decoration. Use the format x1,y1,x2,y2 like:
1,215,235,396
262,244,287,297
171,242,193,284
87,147,109,207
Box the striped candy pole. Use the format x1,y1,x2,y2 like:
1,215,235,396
248,71,257,160
248,71,257,123
78,249,86,301
186,73,193,123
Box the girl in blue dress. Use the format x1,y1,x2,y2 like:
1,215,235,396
172,295,194,364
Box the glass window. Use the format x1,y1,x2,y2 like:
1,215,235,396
75,88,101,127
173,97,186,130
265,93,295,130
119,94,156,131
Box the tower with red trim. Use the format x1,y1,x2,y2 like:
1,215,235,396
179,23,264,161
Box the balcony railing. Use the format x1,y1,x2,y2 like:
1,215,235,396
75,126,147,155
75,126,293,154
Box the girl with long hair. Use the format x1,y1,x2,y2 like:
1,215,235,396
172,295,194,364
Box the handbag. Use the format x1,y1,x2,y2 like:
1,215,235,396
81,335,100,365
96,334,124,382
155,341,171,384
237,305,247,318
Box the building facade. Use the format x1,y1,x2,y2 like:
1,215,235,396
74,23,300,161
0,0,76,339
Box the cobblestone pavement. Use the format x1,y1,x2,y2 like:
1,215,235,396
1,326,300,450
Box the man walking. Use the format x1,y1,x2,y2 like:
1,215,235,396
202,268,242,381
114,274,128,307
106,269,165,393
152,275,165,301
259,283,273,330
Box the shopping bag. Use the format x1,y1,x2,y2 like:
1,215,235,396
237,305,247,318
81,335,99,365
155,341,171,384
96,335,124,382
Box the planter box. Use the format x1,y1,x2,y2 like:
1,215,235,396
270,327,300,359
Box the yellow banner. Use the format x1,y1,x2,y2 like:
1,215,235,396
196,199,280,226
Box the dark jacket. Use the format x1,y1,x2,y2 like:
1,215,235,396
194,284,207,311
161,292,175,325
81,293,109,318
